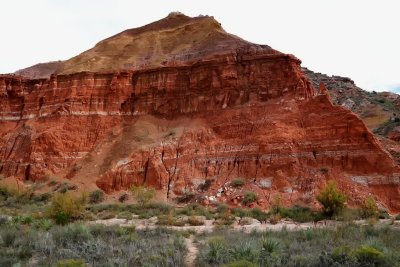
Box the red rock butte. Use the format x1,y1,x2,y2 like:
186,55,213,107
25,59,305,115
1,12,399,212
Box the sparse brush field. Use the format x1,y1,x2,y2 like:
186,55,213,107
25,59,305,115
195,225,400,267
0,217,400,267
0,222,187,267
1,183,400,266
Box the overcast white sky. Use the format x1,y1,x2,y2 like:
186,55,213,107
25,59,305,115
0,0,398,92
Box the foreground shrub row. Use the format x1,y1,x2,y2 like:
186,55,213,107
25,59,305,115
196,224,400,267
0,222,186,266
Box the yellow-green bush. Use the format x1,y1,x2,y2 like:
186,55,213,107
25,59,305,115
316,181,347,217
130,185,156,207
46,192,87,225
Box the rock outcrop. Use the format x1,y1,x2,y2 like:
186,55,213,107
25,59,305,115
1,13,399,212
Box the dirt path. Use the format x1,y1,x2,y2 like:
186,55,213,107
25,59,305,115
185,235,198,267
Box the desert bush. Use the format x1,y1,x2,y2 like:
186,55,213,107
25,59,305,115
249,208,268,222
117,211,133,220
316,181,347,217
32,218,54,231
197,179,214,192
231,241,258,263
353,245,386,265
205,236,230,264
52,223,92,246
46,192,87,225
239,217,253,226
378,210,390,219
118,192,129,203
269,213,281,224
88,190,104,204
224,260,257,267
216,203,229,214
259,236,281,266
97,211,116,220
157,212,181,226
188,216,205,226
270,195,284,215
336,207,363,222
13,214,34,225
281,205,319,222
230,178,245,188
0,215,11,225
241,192,257,206
231,207,250,218
130,185,156,207
178,203,214,219
1,227,17,247
56,259,87,267
215,211,235,226
175,192,196,204
362,196,378,218
32,192,52,203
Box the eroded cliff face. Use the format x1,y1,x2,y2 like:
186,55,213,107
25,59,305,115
1,49,399,211
1,13,399,212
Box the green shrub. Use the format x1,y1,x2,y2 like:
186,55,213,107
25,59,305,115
89,190,104,204
231,242,258,263
378,210,390,219
32,218,54,231
0,215,10,225
217,203,230,214
52,223,92,246
57,259,87,267
231,207,250,218
130,185,156,207
118,192,129,203
97,211,116,220
269,213,282,224
281,205,318,222
178,203,214,219
1,227,17,247
206,236,230,264
46,192,87,225
188,216,205,226
241,192,257,206
13,215,34,225
230,178,245,188
316,181,347,217
224,260,256,267
353,245,386,265
362,196,378,218
270,195,284,215
116,211,133,220
261,236,281,254
249,208,268,222
259,236,281,266
175,192,196,204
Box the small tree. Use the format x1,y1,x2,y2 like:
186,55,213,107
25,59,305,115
46,192,87,225
130,185,156,207
316,181,347,217
242,191,257,206
362,196,378,218
270,195,283,215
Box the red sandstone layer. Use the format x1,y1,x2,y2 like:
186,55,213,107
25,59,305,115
1,49,399,211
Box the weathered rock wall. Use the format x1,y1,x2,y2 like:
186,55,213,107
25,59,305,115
1,51,399,211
